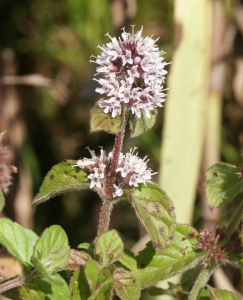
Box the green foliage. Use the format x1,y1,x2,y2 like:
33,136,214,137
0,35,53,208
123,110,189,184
0,218,38,267
33,225,70,274
90,105,123,134
70,269,91,300
130,109,158,138
133,224,207,288
33,160,89,206
207,285,240,300
129,182,176,254
113,268,140,300
205,163,243,209
95,230,124,267
4,275,70,300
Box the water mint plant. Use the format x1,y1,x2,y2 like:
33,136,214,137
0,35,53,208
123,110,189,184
0,27,243,300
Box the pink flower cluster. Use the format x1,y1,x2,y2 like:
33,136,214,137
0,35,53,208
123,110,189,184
92,27,169,119
74,148,156,198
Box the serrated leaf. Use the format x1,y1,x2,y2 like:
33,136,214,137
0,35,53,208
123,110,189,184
85,259,113,293
4,275,70,300
0,218,38,266
0,191,5,212
133,224,208,288
95,230,124,267
70,269,91,300
33,160,89,206
113,268,140,300
33,225,69,274
130,109,158,138
205,163,243,209
129,182,176,254
207,285,240,300
90,104,122,134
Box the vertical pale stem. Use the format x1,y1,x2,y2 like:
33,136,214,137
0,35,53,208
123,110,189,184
188,267,213,300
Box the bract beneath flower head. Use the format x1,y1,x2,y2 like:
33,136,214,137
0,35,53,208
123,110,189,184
92,26,169,119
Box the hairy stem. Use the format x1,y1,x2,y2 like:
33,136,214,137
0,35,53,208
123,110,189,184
105,107,128,198
188,267,213,300
97,200,113,236
0,275,25,294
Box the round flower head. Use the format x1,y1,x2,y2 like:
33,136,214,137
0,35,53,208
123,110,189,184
91,26,169,119
74,147,156,198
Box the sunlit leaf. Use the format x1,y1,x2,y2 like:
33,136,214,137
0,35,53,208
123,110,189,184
113,268,140,300
0,218,38,267
90,104,123,134
95,230,124,267
130,109,158,138
133,224,208,288
70,269,91,300
205,163,243,209
129,182,176,253
33,160,89,206
207,285,240,300
33,225,69,274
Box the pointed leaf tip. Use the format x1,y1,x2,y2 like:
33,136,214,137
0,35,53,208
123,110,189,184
33,160,89,207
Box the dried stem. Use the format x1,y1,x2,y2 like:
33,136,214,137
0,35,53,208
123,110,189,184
0,275,25,294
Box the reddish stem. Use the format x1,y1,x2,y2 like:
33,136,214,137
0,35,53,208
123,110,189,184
0,275,25,294
105,108,128,199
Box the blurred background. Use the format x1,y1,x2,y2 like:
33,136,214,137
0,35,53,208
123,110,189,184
1,0,243,296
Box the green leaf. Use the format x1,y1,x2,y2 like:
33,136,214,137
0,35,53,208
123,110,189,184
130,109,158,138
134,224,208,288
33,225,70,274
90,104,123,134
205,163,243,209
207,285,240,300
4,275,70,300
0,218,38,266
95,230,124,267
33,160,89,206
70,269,91,300
113,268,140,300
129,182,176,253
118,249,138,272
0,191,5,212
87,281,113,300
85,259,113,293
